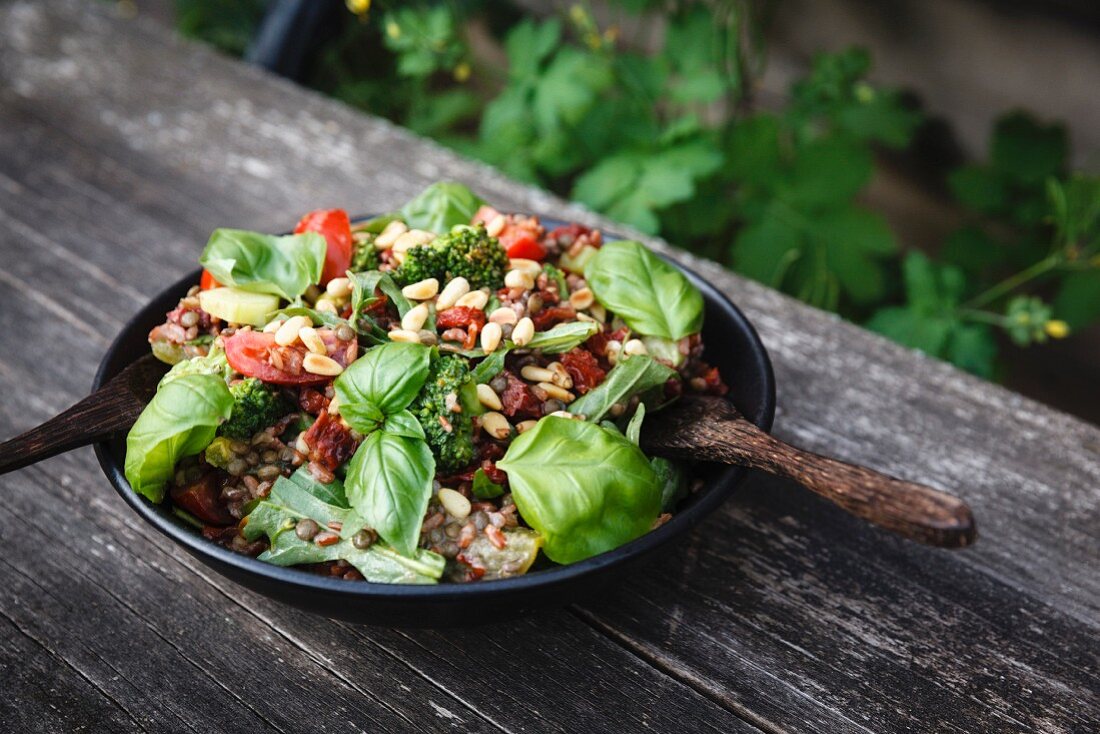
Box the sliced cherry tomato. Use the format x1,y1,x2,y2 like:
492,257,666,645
294,208,353,285
223,330,356,386
199,270,221,290
171,472,234,526
501,232,546,260
471,205,501,225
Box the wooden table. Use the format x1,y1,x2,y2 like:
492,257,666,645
1,2,1097,732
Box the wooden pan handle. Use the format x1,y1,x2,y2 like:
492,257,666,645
644,403,976,548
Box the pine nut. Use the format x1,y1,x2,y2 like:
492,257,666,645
479,321,502,353
303,353,343,376
456,290,489,310
521,365,555,383
393,229,434,254
326,277,352,298
548,410,579,420
389,329,421,344
512,317,535,346
589,303,607,322
623,338,648,356
401,278,439,300
327,395,341,415
489,307,517,325
262,319,284,334
486,214,507,237
504,269,535,290
476,383,503,411
436,277,470,310
508,258,541,277
275,315,310,346
374,220,408,249
401,303,429,332
547,361,573,388
516,420,539,434
299,326,327,354
481,411,512,440
538,382,574,403
315,298,339,314
569,287,595,310
437,488,472,520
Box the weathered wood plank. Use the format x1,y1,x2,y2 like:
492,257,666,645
0,2,1097,733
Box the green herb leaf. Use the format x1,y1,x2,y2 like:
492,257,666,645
382,410,427,440
584,240,703,340
568,354,677,423
343,431,435,557
349,270,414,320
125,374,234,502
497,417,661,564
471,468,505,499
400,181,485,233
200,229,326,301
334,342,432,433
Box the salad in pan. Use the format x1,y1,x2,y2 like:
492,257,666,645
126,182,728,584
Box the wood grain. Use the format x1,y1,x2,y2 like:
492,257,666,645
0,2,1096,732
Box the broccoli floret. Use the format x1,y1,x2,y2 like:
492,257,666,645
349,233,380,273
395,225,508,290
409,355,477,472
218,378,290,440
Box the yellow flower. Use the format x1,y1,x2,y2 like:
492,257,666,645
453,61,471,83
1044,320,1069,339
346,0,370,16
386,20,401,39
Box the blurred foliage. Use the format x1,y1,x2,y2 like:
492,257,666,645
174,0,1100,380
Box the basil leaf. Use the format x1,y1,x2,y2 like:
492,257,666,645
284,465,348,507
349,270,414,319
200,229,326,301
334,342,432,432
526,320,598,353
471,468,505,499
272,305,350,329
585,240,704,339
382,410,426,440
625,402,646,445
243,475,444,583
568,355,677,422
343,432,435,557
497,417,661,564
353,213,402,234
652,457,688,512
400,181,486,233
125,374,234,502
158,348,231,388
471,348,509,383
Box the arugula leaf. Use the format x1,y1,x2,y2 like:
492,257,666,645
243,475,444,584
568,355,677,422
471,348,509,384
652,457,688,512
526,320,598,353
497,417,661,564
584,240,703,339
400,182,485,233
125,374,234,502
200,229,326,301
271,305,350,329
624,403,646,445
349,270,414,320
334,342,432,433
342,431,435,557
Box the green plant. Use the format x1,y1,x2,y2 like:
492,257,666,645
174,0,1100,381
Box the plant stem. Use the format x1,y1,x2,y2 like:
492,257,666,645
964,254,1062,309
958,308,1008,327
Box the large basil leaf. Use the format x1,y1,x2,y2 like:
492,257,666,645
200,229,326,301
584,240,704,339
497,417,661,564
334,342,432,433
400,181,486,233
243,475,444,583
568,355,677,422
125,374,234,503
343,431,435,557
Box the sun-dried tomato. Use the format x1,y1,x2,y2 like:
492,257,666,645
499,371,542,418
437,306,487,330
478,441,506,462
298,387,328,415
547,223,602,250
531,305,576,330
171,472,233,526
303,411,358,472
701,365,729,396
479,460,508,485
585,326,629,359
560,348,606,395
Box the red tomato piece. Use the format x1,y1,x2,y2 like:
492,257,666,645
171,472,234,526
559,348,606,395
502,233,546,261
303,412,358,472
436,306,487,330
199,270,221,290
294,208,353,285
471,205,501,225
531,305,575,330
223,330,356,386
